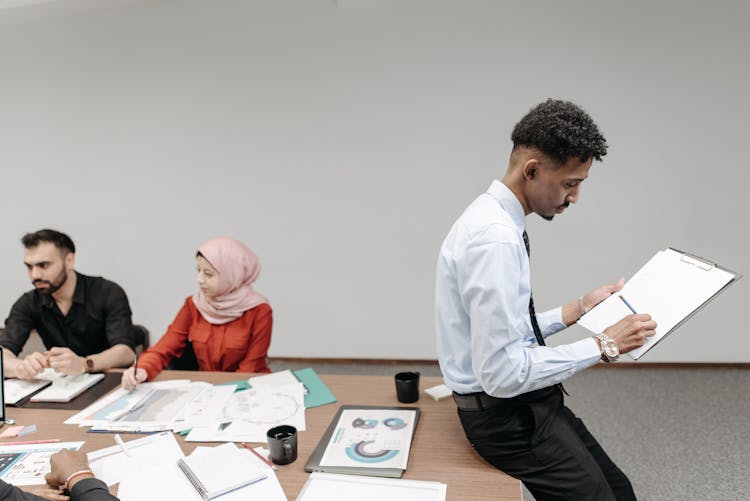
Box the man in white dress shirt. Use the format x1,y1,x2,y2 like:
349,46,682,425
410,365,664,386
435,99,656,500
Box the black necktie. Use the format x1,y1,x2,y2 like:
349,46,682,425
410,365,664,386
522,231,546,347
523,230,568,395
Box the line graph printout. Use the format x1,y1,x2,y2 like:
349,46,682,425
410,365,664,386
65,380,207,430
185,381,305,443
319,409,416,470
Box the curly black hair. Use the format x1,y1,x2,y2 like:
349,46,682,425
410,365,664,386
22,229,75,254
511,99,608,164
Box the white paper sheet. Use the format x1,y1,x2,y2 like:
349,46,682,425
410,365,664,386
296,473,446,501
578,249,737,359
116,444,287,501
87,432,185,486
185,382,305,443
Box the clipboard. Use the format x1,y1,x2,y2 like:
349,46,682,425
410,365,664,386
305,405,420,478
578,247,741,360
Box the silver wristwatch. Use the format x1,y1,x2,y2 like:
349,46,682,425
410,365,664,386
595,333,620,363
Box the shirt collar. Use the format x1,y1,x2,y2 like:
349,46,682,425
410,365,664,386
39,271,85,308
486,179,526,233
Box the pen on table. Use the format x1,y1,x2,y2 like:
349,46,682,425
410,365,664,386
114,434,132,457
618,295,638,314
241,442,277,470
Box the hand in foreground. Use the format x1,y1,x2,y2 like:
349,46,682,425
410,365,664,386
46,347,85,375
603,313,657,354
121,366,148,390
45,450,93,489
20,485,70,501
581,277,625,313
14,352,49,379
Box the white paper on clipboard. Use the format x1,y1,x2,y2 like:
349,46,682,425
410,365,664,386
577,248,740,359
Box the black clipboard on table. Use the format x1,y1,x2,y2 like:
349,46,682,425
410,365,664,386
305,405,420,478
578,247,741,360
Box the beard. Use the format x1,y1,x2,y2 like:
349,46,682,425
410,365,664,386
33,269,68,295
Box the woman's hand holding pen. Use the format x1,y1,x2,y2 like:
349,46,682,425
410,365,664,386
121,361,148,390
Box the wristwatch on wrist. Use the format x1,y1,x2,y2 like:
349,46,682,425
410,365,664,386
595,333,620,363
82,357,95,373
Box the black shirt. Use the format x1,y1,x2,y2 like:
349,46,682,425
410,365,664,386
0,272,137,356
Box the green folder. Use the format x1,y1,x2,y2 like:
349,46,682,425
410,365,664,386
293,368,337,408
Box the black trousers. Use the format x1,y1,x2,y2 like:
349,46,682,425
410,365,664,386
457,387,636,501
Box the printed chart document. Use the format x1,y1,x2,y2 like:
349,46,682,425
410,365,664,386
578,248,740,359
0,442,84,485
306,405,420,478
296,472,446,501
65,379,206,431
185,381,305,443
21,369,105,403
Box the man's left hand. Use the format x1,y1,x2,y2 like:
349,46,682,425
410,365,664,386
46,347,85,375
582,277,625,313
20,485,70,501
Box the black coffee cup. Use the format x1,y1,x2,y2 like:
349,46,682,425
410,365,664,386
267,425,297,465
395,371,420,403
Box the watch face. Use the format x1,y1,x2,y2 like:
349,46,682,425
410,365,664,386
85,358,94,369
604,343,619,358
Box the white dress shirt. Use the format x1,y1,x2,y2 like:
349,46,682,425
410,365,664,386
435,180,600,398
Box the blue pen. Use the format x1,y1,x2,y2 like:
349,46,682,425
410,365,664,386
618,295,638,314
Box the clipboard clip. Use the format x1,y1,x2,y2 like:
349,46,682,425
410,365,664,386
680,252,715,271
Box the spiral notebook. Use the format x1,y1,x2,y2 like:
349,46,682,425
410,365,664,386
176,443,267,500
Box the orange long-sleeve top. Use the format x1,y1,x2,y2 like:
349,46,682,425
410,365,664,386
138,297,273,380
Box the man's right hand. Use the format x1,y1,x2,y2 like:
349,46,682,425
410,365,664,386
603,314,657,354
13,351,49,379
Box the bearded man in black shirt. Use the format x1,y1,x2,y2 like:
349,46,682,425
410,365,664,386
1,229,138,379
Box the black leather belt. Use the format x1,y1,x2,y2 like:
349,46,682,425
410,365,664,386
452,392,507,411
453,386,560,411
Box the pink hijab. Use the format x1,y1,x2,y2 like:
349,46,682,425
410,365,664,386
192,237,268,325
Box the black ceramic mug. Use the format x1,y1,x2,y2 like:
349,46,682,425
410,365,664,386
267,424,298,465
394,371,420,403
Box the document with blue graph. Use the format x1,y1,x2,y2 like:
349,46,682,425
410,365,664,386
305,405,420,478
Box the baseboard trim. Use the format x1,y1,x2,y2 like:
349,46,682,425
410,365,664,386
271,357,749,369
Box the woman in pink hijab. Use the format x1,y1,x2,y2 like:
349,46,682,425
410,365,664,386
122,237,272,389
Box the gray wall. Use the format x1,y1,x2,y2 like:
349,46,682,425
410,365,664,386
0,0,747,362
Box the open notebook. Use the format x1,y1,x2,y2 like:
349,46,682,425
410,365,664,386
30,370,105,403
177,443,267,500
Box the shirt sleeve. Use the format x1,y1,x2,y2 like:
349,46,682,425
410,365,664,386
137,299,193,381
69,478,119,501
237,304,273,373
0,479,60,501
1,294,36,356
102,282,137,351
458,237,600,398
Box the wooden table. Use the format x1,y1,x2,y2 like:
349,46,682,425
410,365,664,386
4,371,521,501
